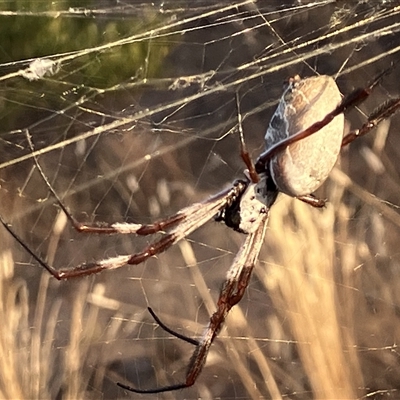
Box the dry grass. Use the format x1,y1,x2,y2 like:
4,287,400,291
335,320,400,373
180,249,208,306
262,194,362,399
2,149,400,399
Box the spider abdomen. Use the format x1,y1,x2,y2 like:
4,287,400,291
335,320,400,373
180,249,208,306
265,75,344,197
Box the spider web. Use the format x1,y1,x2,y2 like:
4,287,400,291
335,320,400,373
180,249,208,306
0,1,400,399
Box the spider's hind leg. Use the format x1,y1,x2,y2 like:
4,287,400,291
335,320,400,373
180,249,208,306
297,194,326,208
147,307,199,346
117,307,200,394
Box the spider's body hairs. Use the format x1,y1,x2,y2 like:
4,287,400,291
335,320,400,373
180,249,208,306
1,69,400,394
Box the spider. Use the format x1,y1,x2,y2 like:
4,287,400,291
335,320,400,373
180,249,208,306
1,68,400,394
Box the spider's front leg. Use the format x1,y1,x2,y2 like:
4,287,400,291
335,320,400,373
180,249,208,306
118,210,269,394
341,97,400,147
0,180,248,280
23,129,212,238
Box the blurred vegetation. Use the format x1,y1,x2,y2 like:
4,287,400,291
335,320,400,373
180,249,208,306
0,0,175,132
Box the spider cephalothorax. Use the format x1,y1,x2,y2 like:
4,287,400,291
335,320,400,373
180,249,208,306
215,174,278,234
1,70,399,394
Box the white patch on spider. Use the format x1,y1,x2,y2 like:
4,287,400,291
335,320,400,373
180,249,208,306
264,104,289,146
112,222,143,233
99,255,132,269
238,175,269,234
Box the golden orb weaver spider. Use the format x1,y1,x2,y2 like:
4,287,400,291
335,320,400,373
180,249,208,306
1,67,400,394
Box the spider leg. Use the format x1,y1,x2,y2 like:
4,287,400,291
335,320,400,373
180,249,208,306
0,214,60,278
341,97,400,147
117,212,269,394
1,180,247,280
297,194,326,208
235,93,259,183
24,130,192,236
147,307,199,345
